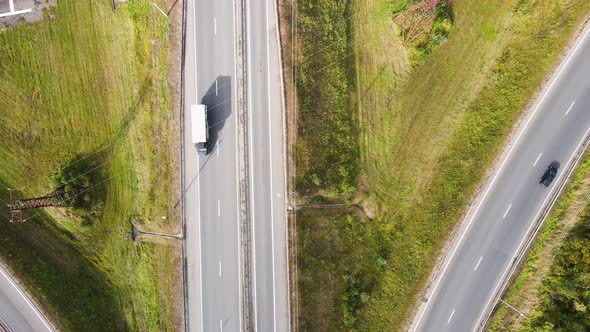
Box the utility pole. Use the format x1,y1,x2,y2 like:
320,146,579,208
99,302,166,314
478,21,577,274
499,298,526,317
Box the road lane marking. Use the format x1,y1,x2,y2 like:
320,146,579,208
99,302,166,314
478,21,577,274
533,152,542,167
218,200,221,216
476,126,590,329
412,22,590,332
191,1,204,331
447,309,455,324
503,204,512,219
565,100,576,116
266,0,278,330
215,78,218,96
0,267,53,331
219,261,222,277
214,17,217,35
219,319,223,332
216,143,220,157
474,256,483,271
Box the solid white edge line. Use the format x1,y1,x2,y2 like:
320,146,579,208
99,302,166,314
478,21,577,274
474,256,483,271
565,100,576,116
502,204,512,219
0,267,53,331
447,309,456,324
265,0,278,330
473,125,590,331
271,0,292,326
245,0,259,330
533,152,542,167
231,0,243,330
411,20,590,332
192,0,204,330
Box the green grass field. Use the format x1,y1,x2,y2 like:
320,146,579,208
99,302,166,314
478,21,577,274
0,0,179,329
293,0,590,329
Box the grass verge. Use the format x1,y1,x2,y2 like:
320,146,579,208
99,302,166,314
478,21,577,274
295,0,357,197
289,0,590,329
0,0,180,329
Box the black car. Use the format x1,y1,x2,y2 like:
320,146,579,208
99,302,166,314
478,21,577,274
540,162,559,187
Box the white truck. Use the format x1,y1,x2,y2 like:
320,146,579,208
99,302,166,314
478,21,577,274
191,104,209,156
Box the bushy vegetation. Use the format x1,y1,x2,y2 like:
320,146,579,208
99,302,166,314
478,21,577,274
0,0,179,329
297,210,391,330
292,0,590,330
525,221,590,330
410,1,452,65
396,0,454,67
295,0,357,196
49,157,102,219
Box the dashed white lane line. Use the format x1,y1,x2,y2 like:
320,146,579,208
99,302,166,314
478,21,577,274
565,100,576,116
215,78,218,96
219,319,223,332
413,21,590,332
533,152,542,167
503,204,512,219
216,143,220,157
474,256,483,271
217,200,221,217
219,261,222,277
214,17,217,35
447,309,456,324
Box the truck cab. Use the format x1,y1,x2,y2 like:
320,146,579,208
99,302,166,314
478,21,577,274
191,104,209,156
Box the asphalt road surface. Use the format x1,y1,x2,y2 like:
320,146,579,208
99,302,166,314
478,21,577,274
184,0,289,330
184,0,241,330
411,23,590,332
246,0,290,330
0,265,52,331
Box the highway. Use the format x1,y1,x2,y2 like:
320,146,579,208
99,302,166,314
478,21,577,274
0,264,52,331
245,0,290,330
183,0,289,330
411,23,590,332
183,0,241,330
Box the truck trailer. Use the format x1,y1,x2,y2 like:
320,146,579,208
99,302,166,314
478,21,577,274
191,104,209,156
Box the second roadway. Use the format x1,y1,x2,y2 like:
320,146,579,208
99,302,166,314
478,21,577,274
412,22,590,332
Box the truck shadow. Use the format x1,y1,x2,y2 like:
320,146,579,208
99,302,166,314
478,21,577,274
201,76,231,154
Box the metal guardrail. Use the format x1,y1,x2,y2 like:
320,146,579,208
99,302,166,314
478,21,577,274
0,315,13,332
235,0,254,329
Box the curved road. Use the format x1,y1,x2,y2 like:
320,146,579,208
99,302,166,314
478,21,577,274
0,265,52,331
411,23,590,332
